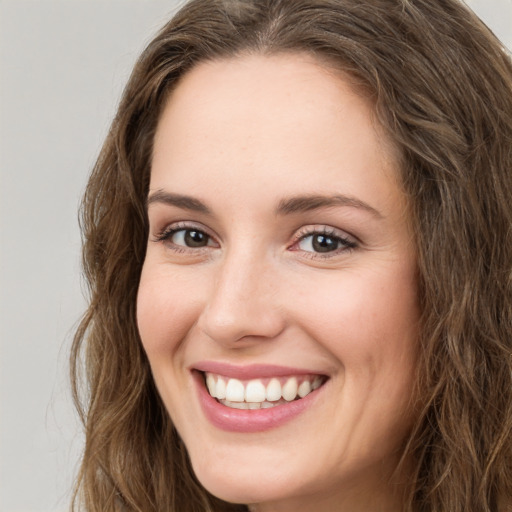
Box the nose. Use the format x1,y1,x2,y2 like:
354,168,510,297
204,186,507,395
198,250,286,347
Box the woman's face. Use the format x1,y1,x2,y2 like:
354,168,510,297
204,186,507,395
137,54,420,511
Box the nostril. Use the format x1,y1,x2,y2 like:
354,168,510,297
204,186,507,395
197,269,286,346
199,305,286,347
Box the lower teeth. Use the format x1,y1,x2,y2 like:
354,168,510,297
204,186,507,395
218,398,291,410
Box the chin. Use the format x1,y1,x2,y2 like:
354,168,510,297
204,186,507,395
190,454,304,506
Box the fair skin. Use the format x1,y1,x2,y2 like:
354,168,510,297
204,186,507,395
137,53,420,512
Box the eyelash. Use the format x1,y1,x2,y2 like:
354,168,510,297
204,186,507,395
290,226,358,258
153,222,216,253
152,222,358,258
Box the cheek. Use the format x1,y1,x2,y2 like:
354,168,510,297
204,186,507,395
136,266,203,422
291,263,420,385
136,266,199,357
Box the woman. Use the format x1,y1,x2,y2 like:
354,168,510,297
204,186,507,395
71,0,512,510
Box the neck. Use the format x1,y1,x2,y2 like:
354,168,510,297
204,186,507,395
248,465,409,512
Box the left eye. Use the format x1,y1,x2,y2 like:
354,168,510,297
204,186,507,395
170,229,213,248
297,233,353,253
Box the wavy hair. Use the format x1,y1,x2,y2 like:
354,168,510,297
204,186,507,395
71,0,512,510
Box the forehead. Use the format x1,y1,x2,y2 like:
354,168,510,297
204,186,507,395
151,53,403,215
155,53,378,149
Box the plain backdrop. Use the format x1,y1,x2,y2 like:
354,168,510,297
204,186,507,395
0,1,510,511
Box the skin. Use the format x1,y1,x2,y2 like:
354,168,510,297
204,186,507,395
137,53,420,512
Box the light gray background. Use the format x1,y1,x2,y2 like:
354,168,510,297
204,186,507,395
0,1,510,511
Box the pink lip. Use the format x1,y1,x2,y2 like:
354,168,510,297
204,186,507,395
192,361,326,379
191,369,326,433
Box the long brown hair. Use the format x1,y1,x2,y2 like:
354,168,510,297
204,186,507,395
71,1,512,510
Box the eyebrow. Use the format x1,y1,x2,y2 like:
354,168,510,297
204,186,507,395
147,190,211,214
147,190,383,219
276,194,383,218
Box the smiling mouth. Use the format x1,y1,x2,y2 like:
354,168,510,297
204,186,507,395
202,372,327,410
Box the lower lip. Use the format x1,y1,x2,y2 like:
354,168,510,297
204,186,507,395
193,371,324,433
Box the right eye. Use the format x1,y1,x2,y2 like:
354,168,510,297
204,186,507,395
153,223,219,252
169,228,212,248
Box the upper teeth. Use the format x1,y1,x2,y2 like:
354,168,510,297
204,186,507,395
205,373,323,403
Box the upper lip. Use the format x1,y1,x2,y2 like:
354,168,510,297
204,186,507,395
192,361,328,380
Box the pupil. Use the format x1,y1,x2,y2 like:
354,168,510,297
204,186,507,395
185,230,208,247
312,234,338,253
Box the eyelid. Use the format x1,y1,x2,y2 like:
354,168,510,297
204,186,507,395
151,221,357,258
152,221,220,247
289,224,358,257
292,224,356,242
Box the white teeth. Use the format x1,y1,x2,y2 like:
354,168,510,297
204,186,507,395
224,400,247,409
220,399,280,410
206,373,217,397
312,377,322,390
226,378,245,402
216,377,226,399
204,372,325,406
245,379,267,402
298,380,311,398
282,377,298,401
266,378,282,402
